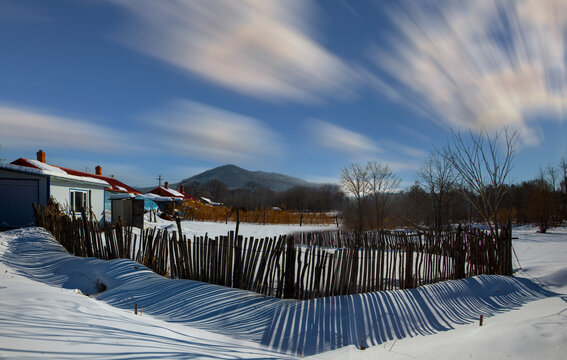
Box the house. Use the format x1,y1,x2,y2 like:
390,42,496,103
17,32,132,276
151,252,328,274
0,150,107,228
0,150,140,228
61,164,141,212
199,196,222,206
144,182,200,213
147,181,185,200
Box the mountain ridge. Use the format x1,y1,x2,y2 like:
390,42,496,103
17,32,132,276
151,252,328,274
179,164,319,192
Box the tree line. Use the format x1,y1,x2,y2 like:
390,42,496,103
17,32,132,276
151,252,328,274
181,180,345,213
341,127,567,234
179,126,566,233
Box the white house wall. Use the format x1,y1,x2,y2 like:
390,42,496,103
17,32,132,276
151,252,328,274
49,178,105,219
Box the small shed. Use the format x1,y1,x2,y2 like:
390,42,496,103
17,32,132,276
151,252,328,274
110,194,144,228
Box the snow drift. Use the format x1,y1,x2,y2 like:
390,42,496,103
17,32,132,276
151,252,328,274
1,226,562,358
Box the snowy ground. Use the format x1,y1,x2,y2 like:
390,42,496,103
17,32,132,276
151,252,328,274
314,226,567,359
147,215,339,239
0,223,566,359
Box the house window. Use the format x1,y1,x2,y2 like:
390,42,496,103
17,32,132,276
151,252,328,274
70,190,88,213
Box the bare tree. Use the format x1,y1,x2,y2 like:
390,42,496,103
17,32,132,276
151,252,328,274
544,165,558,191
340,163,369,232
441,127,519,237
417,152,457,231
366,161,400,229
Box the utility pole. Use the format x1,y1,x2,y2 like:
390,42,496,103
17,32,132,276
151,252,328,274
157,174,163,187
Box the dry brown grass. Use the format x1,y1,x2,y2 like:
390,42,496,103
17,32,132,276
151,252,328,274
176,201,338,225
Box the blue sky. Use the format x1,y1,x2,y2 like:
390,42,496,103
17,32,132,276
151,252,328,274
0,0,566,188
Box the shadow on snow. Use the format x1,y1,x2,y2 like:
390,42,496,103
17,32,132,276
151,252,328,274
1,227,557,357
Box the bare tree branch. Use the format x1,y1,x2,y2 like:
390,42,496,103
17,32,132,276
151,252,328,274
441,126,519,236
367,161,400,229
418,151,456,231
340,163,369,233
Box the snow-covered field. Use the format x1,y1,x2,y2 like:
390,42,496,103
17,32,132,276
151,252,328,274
147,216,339,239
0,222,565,359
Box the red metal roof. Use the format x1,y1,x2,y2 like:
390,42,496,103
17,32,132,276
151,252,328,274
11,158,140,194
149,186,200,202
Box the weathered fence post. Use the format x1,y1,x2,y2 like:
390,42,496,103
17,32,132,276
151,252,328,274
233,234,243,289
454,225,466,279
404,242,414,289
283,235,296,298
502,222,513,276
175,216,183,239
235,210,240,240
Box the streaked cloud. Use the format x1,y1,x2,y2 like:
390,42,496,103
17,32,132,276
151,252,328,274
109,0,357,102
0,104,138,153
381,140,427,160
148,100,282,163
304,175,340,185
309,119,381,157
386,159,422,173
370,0,567,146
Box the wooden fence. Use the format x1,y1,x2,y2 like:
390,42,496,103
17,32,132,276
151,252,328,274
33,203,512,300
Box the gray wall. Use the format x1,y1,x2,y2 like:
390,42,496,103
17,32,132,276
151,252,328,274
0,169,48,228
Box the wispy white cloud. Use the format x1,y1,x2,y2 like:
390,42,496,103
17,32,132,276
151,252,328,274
385,159,422,173
0,104,139,153
147,100,282,163
304,175,340,185
109,0,357,102
370,0,567,146
381,140,427,160
309,119,381,158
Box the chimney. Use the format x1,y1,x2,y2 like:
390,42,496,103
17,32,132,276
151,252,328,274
95,165,102,175
36,150,46,163
180,185,185,194
164,181,169,189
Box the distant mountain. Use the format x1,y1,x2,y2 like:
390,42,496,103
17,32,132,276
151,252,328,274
179,164,317,192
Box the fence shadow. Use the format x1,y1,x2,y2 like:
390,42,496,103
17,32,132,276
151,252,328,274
260,275,556,355
1,227,557,357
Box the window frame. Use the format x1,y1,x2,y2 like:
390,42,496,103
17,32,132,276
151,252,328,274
69,189,88,214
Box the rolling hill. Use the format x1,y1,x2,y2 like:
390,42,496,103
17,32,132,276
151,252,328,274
179,164,317,192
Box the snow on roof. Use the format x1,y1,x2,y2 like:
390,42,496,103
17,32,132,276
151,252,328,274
161,187,184,198
0,162,47,177
143,192,177,202
148,186,187,199
25,159,68,175
10,158,138,193
199,196,221,206
0,162,108,186
108,193,136,200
